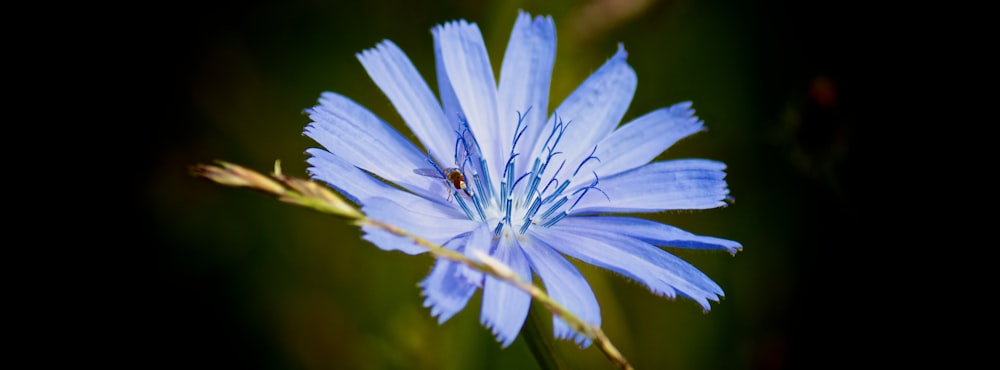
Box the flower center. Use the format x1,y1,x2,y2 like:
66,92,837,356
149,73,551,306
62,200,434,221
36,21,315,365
423,111,607,238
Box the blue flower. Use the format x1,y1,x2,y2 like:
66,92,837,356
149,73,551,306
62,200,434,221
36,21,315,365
304,10,741,348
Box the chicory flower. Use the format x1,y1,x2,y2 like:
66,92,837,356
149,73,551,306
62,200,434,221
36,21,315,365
304,10,741,348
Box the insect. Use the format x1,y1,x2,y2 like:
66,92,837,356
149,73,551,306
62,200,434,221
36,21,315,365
414,166,471,198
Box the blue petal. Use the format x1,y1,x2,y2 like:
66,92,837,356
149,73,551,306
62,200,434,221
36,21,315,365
539,226,725,311
522,233,600,347
433,27,464,139
356,40,456,166
362,225,428,255
480,235,532,348
433,20,504,187
306,149,418,205
361,197,477,249
419,239,478,323
558,216,742,255
542,45,636,165
457,224,492,286
576,101,706,178
571,159,731,213
305,92,446,200
497,10,556,177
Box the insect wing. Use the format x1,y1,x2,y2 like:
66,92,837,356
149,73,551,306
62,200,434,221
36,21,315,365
413,167,445,179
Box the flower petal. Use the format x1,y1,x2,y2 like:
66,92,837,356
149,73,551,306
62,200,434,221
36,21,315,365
433,20,504,186
540,44,636,165
305,92,445,200
361,197,477,252
578,101,706,178
419,239,478,323
540,226,725,311
457,224,492,286
356,40,455,165
497,11,556,176
361,225,428,255
522,233,600,347
480,235,532,347
306,148,413,204
571,159,731,213
434,28,464,138
558,216,742,255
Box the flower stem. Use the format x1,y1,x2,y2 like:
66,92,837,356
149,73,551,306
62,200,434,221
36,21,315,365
522,302,567,370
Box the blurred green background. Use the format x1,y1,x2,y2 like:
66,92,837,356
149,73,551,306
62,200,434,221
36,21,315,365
104,0,872,369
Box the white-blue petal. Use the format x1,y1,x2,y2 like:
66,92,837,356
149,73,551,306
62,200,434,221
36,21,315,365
539,226,724,311
433,20,504,188
576,101,706,178
356,40,455,166
541,45,636,165
571,159,731,213
497,10,556,176
305,92,446,200
522,233,600,347
480,235,532,348
558,216,742,255
361,197,477,247
419,239,478,323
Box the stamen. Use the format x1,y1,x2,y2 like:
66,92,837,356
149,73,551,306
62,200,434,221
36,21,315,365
499,180,508,215
479,157,494,201
470,192,487,223
541,173,607,228
505,161,516,202
504,198,513,224
453,192,474,220
542,180,570,204
566,173,609,211
541,212,567,227
522,197,543,223
540,196,567,219
518,218,532,234
471,173,488,204
509,109,530,158
522,158,541,204
511,173,531,196
573,146,601,176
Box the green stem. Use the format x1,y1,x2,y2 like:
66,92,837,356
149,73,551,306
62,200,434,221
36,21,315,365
521,303,566,370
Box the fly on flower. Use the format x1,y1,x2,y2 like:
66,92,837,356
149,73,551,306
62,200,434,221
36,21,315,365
413,164,471,198
303,9,741,348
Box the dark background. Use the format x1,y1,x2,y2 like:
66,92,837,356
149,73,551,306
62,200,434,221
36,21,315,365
32,0,894,369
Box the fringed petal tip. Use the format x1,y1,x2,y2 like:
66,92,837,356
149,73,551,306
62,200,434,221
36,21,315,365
420,298,451,325
417,261,477,325
480,296,528,348
727,240,744,256
433,18,478,35
481,316,518,348
565,332,593,349
355,39,395,61
554,320,593,348
685,291,725,313
417,279,445,324
420,293,458,325
645,285,725,312
614,42,628,59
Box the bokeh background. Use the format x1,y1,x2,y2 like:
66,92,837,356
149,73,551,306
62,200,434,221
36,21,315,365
95,0,877,369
